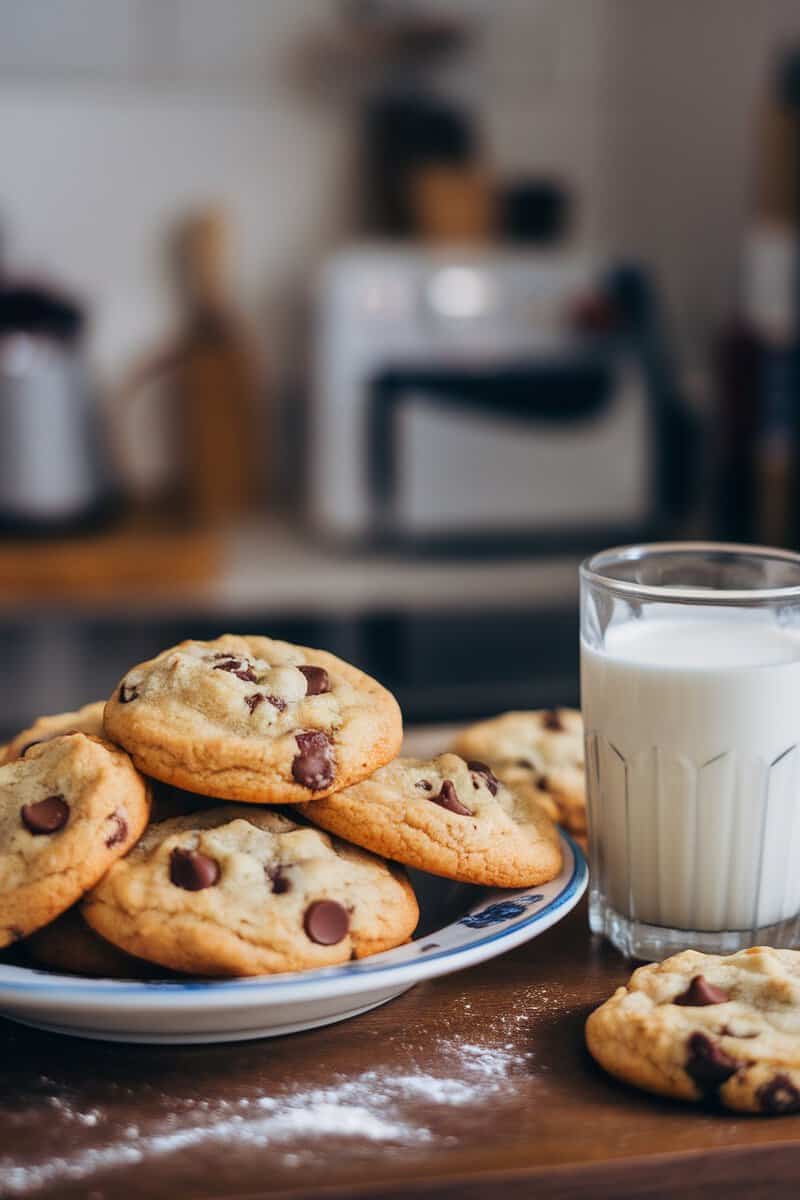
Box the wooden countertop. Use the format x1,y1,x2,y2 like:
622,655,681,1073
3,894,800,1199
0,518,579,616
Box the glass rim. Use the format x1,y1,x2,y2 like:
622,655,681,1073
580,541,800,605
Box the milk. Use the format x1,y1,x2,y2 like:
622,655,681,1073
581,615,800,933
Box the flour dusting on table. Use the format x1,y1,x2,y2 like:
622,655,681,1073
1,1035,532,1195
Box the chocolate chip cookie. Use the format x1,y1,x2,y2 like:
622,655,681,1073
0,734,151,948
103,635,402,804
301,753,563,887
82,806,419,976
24,906,167,979
586,947,800,1113
1,701,105,764
452,709,586,843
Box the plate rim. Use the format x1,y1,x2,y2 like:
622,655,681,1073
0,832,587,1012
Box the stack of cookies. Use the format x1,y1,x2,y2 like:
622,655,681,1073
0,634,578,979
450,708,587,849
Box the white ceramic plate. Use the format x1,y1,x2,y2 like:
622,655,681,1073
0,833,586,1044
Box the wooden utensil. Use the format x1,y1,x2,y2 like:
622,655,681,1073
172,209,262,524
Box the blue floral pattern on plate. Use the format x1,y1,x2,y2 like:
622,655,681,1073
459,894,545,929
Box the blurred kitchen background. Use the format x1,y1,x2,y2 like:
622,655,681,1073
1,0,799,732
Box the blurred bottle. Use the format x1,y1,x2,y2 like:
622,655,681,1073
714,314,761,542
714,48,800,547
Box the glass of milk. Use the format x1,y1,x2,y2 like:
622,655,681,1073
581,542,800,961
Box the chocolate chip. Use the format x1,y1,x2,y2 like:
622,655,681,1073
119,682,139,703
21,794,69,835
543,709,564,732
685,1032,738,1091
169,847,220,891
266,865,291,894
415,779,433,791
675,975,729,1007
299,665,331,696
757,1074,800,1114
213,657,257,683
516,758,534,769
304,899,349,945
292,731,335,791
104,811,128,848
248,692,287,714
467,760,499,796
431,779,472,816
538,774,551,792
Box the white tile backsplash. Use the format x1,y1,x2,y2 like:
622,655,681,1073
0,0,329,87
0,0,799,396
0,0,137,77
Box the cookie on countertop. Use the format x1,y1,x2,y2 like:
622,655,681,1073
82,806,419,976
301,753,563,888
0,734,151,949
586,947,800,1114
24,906,170,979
451,709,586,841
1,701,105,764
103,635,402,804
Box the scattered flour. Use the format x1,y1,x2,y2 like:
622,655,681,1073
1,1037,531,1196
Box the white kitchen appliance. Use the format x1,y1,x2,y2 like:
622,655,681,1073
0,284,116,533
306,246,691,551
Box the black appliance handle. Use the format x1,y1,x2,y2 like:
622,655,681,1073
367,361,613,515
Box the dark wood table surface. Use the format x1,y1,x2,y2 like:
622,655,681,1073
3,895,800,1200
